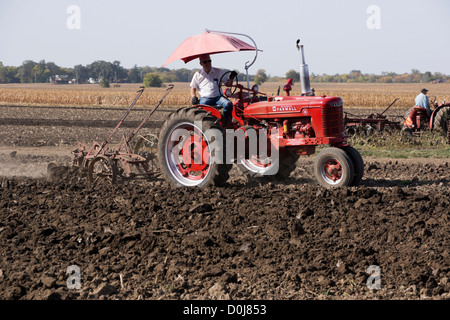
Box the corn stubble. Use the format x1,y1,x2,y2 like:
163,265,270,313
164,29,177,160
1,82,449,112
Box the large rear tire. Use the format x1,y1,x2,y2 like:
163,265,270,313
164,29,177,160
433,106,450,134
158,107,231,188
313,147,354,188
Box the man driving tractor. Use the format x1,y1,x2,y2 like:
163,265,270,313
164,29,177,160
415,88,432,117
190,54,237,124
404,88,437,130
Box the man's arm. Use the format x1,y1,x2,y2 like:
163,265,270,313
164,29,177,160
190,87,197,98
190,72,200,104
424,95,431,115
190,87,199,105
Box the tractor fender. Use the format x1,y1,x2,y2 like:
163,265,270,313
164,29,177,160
196,105,223,120
430,104,450,128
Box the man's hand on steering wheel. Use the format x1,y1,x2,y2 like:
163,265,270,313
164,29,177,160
219,70,239,98
429,95,438,108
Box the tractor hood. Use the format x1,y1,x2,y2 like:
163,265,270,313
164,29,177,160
244,95,343,119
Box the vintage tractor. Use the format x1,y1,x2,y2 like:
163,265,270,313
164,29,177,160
403,96,450,142
158,31,364,189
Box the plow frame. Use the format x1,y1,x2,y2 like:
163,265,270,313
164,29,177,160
72,85,174,183
343,98,403,135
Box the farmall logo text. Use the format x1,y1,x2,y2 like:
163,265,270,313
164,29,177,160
272,106,298,112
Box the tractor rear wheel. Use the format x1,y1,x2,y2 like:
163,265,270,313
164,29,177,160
433,106,450,134
158,107,232,187
342,145,364,186
313,147,354,188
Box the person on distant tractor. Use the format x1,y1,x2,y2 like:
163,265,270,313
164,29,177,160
415,88,431,117
190,54,237,123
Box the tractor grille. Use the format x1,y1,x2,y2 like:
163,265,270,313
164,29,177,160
321,105,344,137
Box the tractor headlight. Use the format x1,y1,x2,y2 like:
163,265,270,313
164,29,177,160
252,85,259,92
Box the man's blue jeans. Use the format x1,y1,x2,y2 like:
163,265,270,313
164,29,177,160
199,96,233,119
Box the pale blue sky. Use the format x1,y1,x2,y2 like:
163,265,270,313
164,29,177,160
0,0,449,76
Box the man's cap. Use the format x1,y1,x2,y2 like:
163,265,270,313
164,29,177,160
421,88,428,93
199,54,211,61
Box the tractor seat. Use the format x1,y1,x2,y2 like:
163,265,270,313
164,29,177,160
404,106,429,129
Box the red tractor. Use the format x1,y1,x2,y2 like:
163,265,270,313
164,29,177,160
403,97,450,140
158,32,364,189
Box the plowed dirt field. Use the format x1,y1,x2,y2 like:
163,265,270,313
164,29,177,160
0,104,449,300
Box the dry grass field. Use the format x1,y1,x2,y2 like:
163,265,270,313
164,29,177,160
1,82,450,114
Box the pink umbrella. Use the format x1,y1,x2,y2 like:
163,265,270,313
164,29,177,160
162,30,259,67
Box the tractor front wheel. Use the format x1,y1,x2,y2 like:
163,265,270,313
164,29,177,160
314,147,354,188
342,145,364,186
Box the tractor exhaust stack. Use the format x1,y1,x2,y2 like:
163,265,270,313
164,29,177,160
296,39,311,96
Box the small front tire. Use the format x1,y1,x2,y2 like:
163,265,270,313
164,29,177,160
313,147,354,188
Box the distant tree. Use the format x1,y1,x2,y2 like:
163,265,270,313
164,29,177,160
74,64,88,83
349,70,361,79
87,60,115,82
3,66,20,83
0,62,6,83
285,69,300,82
128,65,141,83
46,62,62,77
111,60,125,82
422,71,433,83
160,73,177,83
18,60,37,83
143,73,162,87
254,69,268,85
174,68,191,82
32,60,51,83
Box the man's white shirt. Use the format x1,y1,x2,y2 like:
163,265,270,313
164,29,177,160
190,67,228,98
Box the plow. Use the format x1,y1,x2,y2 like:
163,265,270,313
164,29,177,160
344,96,450,143
71,85,174,183
343,98,403,135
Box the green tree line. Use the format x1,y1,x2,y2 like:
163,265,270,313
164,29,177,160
0,60,447,85
286,69,449,84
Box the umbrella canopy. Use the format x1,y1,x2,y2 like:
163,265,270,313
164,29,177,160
162,31,258,67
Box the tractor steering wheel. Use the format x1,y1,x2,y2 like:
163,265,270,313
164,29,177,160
429,95,437,107
219,71,239,99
